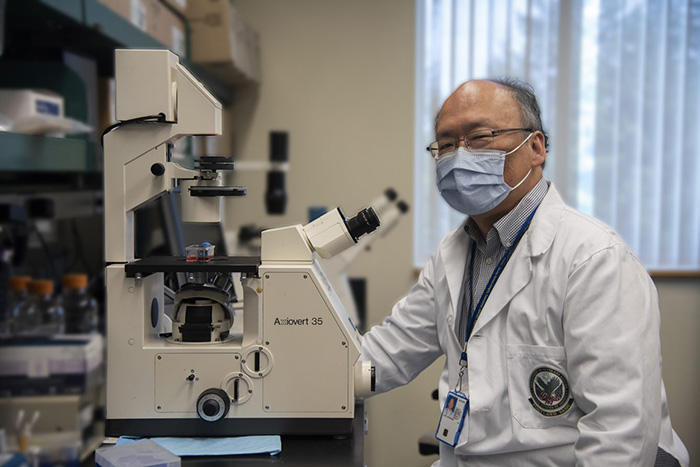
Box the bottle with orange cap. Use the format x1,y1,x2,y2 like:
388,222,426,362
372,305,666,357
3,276,31,336
61,274,99,334
11,279,64,336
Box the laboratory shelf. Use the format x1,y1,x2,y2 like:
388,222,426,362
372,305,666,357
0,131,97,172
9,0,84,24
32,0,84,23
50,0,83,21
83,0,163,51
81,0,233,102
4,0,234,104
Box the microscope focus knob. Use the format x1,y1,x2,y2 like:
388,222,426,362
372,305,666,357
150,163,166,176
203,400,219,417
196,388,230,422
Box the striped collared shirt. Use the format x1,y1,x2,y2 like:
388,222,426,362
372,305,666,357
456,177,549,343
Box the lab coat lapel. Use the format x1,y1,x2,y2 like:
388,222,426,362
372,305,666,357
469,183,563,335
470,235,533,336
440,226,469,340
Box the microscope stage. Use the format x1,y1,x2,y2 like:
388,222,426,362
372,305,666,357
124,256,260,277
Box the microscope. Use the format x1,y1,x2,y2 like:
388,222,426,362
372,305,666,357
103,49,377,437
319,189,410,328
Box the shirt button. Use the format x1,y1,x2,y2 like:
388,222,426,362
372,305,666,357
447,316,454,325
485,258,493,265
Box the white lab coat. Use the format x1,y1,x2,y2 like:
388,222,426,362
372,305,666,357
361,184,689,466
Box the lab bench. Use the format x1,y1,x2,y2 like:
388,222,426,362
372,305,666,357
88,401,366,467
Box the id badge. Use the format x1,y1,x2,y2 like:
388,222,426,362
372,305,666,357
435,391,469,447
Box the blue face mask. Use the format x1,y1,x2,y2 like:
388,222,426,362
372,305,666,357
435,133,533,216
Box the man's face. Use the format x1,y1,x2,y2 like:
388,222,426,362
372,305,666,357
435,81,534,189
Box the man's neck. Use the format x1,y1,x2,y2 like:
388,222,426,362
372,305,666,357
470,173,542,239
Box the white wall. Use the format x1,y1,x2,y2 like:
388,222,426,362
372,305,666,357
227,1,438,466
655,277,700,463
225,2,699,466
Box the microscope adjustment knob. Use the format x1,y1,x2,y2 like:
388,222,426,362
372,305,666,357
150,163,166,176
203,400,219,417
196,388,230,422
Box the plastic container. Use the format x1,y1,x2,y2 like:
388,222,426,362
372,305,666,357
11,279,64,336
185,243,215,284
95,440,180,467
61,274,99,334
185,242,215,262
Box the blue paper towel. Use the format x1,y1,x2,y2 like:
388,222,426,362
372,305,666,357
117,435,282,457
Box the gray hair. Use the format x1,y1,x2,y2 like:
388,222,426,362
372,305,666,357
434,78,549,152
487,77,549,151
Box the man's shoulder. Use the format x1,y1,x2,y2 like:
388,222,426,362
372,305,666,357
537,183,628,253
546,202,641,275
558,205,626,249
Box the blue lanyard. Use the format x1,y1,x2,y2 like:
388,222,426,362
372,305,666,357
459,204,541,366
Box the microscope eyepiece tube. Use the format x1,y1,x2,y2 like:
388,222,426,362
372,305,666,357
302,207,381,259
346,207,380,240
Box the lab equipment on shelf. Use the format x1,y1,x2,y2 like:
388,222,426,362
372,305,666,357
60,274,99,334
11,279,64,336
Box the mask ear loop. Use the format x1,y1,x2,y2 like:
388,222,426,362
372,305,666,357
504,131,534,156
508,167,532,190
504,132,535,189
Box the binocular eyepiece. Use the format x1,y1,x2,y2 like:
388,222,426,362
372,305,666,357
301,206,381,260
346,207,381,241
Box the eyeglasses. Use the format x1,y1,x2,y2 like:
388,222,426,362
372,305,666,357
426,128,536,160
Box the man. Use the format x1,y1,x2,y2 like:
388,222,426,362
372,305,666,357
360,79,689,466
446,395,457,416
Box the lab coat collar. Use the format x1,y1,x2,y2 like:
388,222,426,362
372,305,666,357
525,181,564,257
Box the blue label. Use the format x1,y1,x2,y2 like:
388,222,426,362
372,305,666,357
308,206,328,222
36,100,60,116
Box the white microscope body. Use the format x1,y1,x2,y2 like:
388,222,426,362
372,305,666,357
104,49,376,437
319,191,409,327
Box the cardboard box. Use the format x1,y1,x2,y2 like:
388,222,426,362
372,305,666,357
148,0,187,58
98,0,185,58
161,0,187,15
186,0,260,84
98,0,148,33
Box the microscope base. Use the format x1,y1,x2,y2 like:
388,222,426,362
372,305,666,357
105,416,354,437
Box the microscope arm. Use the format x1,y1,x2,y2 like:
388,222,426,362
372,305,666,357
104,49,223,263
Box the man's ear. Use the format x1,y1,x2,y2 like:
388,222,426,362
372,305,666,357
530,131,547,167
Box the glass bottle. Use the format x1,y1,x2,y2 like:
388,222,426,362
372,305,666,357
3,276,31,336
12,279,64,336
61,274,99,334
